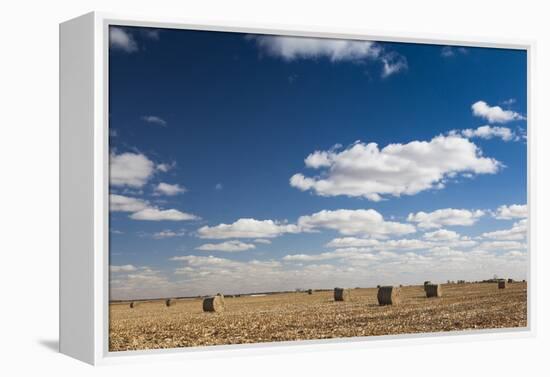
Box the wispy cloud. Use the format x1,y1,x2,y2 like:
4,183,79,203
142,29,160,40
141,115,167,127
152,229,186,239
254,239,272,244
110,27,138,53
110,27,161,54
156,162,176,173
441,46,468,58
381,52,408,78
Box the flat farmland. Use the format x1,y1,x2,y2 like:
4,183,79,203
109,282,527,352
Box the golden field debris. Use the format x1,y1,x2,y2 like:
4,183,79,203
109,282,527,352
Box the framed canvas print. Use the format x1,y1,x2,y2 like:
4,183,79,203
60,12,534,365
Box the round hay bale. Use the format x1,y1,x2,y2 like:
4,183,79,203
203,294,225,312
165,298,175,307
334,287,350,301
498,280,507,289
307,289,313,295
425,284,442,298
377,286,401,306
129,302,136,309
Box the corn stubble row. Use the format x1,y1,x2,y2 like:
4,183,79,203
109,282,527,352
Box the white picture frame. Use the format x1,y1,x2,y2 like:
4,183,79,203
59,11,536,365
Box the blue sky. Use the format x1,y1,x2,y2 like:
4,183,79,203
108,26,527,300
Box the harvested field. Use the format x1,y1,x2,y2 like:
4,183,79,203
109,282,527,352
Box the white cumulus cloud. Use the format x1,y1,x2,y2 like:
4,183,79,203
297,209,415,238
493,204,528,220
110,264,138,273
109,194,148,212
325,237,381,248
375,238,432,250
471,100,525,124
198,218,299,239
290,135,501,201
130,208,198,221
407,208,484,229
456,125,517,141
110,152,155,188
254,239,272,244
282,251,350,262
478,240,526,251
423,229,460,241
170,255,240,267
247,35,406,77
196,240,256,252
482,219,527,241
109,194,197,222
154,182,187,196
248,35,381,62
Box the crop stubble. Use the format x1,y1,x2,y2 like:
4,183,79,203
109,282,527,351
